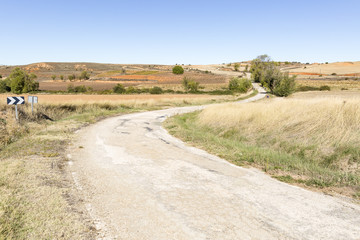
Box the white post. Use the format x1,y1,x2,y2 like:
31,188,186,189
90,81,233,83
15,105,18,120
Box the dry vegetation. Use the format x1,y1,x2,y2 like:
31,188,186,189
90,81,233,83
165,96,360,199
0,62,228,92
296,79,360,90
0,93,241,239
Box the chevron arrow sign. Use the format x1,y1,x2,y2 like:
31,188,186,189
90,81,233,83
7,96,25,105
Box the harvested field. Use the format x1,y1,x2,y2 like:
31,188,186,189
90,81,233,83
296,79,360,90
284,61,360,75
291,90,360,99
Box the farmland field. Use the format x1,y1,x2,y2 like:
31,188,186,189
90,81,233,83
296,79,360,90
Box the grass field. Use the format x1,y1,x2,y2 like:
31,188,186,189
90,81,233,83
164,95,360,199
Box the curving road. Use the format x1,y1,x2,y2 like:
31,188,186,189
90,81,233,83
68,84,360,240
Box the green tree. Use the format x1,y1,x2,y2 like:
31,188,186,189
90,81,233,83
51,74,56,80
250,54,271,83
172,66,184,75
234,63,240,71
228,77,252,93
60,75,64,81
250,55,296,97
8,68,39,94
272,73,296,97
0,80,8,93
113,83,126,94
80,71,90,80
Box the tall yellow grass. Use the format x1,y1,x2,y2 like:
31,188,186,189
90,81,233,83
199,98,360,150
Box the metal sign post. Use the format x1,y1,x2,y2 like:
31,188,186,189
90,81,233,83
28,96,38,113
7,96,25,121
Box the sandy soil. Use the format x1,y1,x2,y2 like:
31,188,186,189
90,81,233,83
68,84,360,239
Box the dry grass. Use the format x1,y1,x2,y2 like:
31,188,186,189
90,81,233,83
0,93,247,238
199,99,360,151
165,96,360,198
0,94,233,112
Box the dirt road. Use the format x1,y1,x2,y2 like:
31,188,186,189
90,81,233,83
69,84,360,239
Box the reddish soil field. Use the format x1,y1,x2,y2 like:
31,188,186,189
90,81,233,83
111,72,227,84
39,72,227,91
39,81,123,91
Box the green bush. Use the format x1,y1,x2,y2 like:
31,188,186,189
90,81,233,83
125,86,141,94
67,84,87,93
51,75,56,80
187,81,199,92
172,66,184,75
234,63,240,71
0,80,8,93
68,74,76,81
228,77,252,93
67,84,75,93
74,85,87,93
331,73,337,76
149,86,163,94
80,71,90,80
113,83,126,94
182,77,200,92
296,85,319,92
319,85,331,91
272,73,296,97
7,68,39,93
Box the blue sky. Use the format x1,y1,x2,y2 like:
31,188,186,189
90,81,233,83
0,0,359,65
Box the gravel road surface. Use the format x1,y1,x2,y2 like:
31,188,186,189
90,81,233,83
68,84,360,239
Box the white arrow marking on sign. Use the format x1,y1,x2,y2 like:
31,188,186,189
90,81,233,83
8,97,16,105
18,97,24,104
